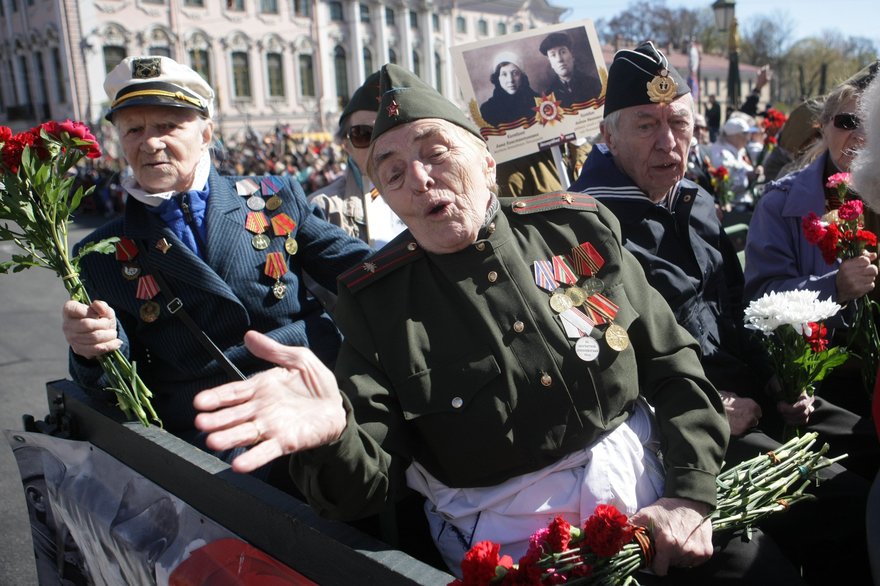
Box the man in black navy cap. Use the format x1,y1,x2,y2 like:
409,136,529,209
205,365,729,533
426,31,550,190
572,41,872,584
539,30,602,109
62,56,370,466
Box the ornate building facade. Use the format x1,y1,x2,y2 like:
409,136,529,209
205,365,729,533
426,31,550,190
0,0,567,139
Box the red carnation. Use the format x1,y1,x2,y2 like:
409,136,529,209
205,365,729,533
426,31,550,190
582,504,635,558
804,322,829,352
546,516,572,553
0,125,12,143
1,131,37,174
838,199,863,221
802,213,827,245
57,119,102,158
817,224,841,265
858,229,878,247
499,552,542,586
458,541,512,586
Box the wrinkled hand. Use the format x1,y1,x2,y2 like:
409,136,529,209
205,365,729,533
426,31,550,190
836,252,878,303
719,391,762,436
777,391,815,426
62,299,122,359
629,497,713,576
193,330,347,474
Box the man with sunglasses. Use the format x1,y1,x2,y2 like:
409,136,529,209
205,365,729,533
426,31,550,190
309,71,405,251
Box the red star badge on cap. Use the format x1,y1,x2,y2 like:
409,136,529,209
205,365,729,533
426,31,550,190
387,99,400,118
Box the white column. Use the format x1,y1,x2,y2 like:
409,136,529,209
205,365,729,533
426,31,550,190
348,0,365,88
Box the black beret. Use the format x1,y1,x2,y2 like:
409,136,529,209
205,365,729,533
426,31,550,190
539,32,572,56
339,70,382,127
604,41,690,117
371,63,482,145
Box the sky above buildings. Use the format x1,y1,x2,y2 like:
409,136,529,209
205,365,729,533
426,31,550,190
562,0,880,46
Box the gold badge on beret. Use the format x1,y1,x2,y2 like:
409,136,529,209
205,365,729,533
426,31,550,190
647,69,678,104
133,58,162,79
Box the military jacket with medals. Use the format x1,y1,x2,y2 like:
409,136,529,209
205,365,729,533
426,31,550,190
69,167,371,432
291,193,728,521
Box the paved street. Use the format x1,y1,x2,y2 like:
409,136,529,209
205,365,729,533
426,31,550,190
0,214,106,586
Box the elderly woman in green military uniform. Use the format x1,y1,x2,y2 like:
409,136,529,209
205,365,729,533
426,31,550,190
191,64,805,584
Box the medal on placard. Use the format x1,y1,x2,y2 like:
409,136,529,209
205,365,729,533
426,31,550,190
533,259,557,292
261,176,283,196
264,251,287,299
271,213,296,237
604,323,630,352
575,336,601,362
115,237,139,261
245,211,270,250
236,178,260,196
571,242,605,276
136,274,161,322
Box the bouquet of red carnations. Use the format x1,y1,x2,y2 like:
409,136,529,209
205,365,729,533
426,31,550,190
451,433,837,586
802,177,880,394
0,122,159,426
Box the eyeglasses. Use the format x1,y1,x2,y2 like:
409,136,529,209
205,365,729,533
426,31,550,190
346,124,374,148
832,113,860,131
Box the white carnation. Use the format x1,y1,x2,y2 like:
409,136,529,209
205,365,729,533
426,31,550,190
744,290,841,335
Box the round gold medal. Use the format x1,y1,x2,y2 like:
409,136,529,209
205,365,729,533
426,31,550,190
272,281,287,299
549,292,574,313
604,323,630,352
139,300,160,323
564,285,587,307
284,236,298,255
265,195,283,211
252,233,270,250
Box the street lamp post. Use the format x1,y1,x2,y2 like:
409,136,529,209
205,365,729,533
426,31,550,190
712,0,740,114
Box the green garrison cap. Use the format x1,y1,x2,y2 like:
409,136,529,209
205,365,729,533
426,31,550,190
604,41,690,117
371,63,482,144
339,70,382,126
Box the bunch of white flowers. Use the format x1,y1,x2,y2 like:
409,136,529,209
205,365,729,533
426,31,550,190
744,290,841,336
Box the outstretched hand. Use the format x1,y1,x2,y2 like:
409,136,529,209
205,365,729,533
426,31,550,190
193,330,347,473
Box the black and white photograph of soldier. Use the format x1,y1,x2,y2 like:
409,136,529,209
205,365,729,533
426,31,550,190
479,52,540,127
538,29,603,109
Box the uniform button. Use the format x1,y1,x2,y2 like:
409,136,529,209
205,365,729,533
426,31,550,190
487,271,498,282
683,194,692,202
487,223,496,234
475,242,486,251
540,373,552,387
407,242,418,251
514,201,526,208
513,321,525,333
451,397,463,408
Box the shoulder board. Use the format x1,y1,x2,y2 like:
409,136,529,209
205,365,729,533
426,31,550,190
338,238,424,293
509,192,598,214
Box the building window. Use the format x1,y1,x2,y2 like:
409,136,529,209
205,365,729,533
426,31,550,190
388,47,397,64
363,47,373,78
266,52,285,97
51,48,67,104
103,45,126,74
432,13,439,31
189,49,212,88
148,46,172,57
232,51,252,98
435,52,443,94
293,0,310,17
409,10,417,28
497,22,507,36
227,0,244,10
385,7,394,25
183,0,204,6
513,23,523,32
328,1,343,21
412,50,420,77
261,0,278,13
299,54,315,97
359,3,370,22
142,0,165,4
478,19,488,36
455,16,466,33
36,53,50,114
11,0,18,12
334,45,349,108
